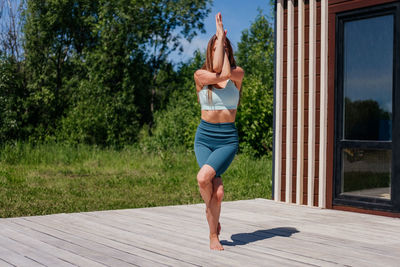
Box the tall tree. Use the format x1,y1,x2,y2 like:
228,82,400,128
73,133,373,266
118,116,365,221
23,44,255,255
22,0,99,141
236,8,274,87
51,0,212,147
144,0,211,127
0,0,27,143
235,8,275,157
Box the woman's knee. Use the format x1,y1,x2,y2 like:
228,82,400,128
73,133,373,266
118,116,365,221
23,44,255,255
197,165,216,188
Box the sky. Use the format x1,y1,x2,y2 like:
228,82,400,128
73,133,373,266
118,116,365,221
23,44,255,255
168,0,274,64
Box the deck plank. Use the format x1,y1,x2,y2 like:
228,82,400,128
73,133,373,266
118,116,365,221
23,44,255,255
9,216,197,267
0,244,45,267
2,218,165,267
48,212,290,266
0,198,399,266
90,209,339,266
108,204,389,266
0,234,75,267
72,212,313,266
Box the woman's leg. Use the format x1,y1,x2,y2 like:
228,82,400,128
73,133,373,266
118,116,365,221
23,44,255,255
204,145,237,250
197,164,224,250
211,177,224,234
206,177,223,236
195,144,223,249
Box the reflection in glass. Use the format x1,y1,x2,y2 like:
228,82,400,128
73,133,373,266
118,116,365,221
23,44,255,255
341,148,391,199
343,14,393,140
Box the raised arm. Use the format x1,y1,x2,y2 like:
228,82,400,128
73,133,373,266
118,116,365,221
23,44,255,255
194,51,231,89
213,13,227,73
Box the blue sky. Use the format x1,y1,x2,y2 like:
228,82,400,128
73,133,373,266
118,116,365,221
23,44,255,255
169,0,273,64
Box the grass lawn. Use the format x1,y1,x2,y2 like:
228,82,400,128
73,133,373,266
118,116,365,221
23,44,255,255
0,142,272,218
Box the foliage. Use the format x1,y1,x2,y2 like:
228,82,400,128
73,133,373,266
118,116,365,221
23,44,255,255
236,75,274,157
0,1,276,158
235,9,275,157
0,0,212,146
236,9,274,86
0,55,27,143
22,0,99,142
139,51,204,152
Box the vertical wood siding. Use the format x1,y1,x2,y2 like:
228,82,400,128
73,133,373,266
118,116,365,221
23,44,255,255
275,0,400,217
275,0,325,207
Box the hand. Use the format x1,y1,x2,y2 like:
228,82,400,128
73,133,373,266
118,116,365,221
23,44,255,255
215,12,227,39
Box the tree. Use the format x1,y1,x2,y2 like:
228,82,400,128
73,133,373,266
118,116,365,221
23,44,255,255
0,1,27,143
139,50,204,151
236,8,274,87
235,8,275,157
22,0,100,142
20,0,212,146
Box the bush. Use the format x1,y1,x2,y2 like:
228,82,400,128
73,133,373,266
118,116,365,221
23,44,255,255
55,78,140,149
139,51,204,152
0,56,27,144
236,75,273,157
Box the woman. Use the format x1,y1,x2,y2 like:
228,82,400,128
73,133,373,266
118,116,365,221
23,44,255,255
193,12,245,251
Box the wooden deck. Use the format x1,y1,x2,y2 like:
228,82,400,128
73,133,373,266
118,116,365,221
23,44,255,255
0,198,399,266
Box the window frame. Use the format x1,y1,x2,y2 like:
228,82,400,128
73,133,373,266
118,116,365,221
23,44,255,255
333,2,400,212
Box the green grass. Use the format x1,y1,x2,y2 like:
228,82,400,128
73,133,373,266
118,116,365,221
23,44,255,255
0,141,272,218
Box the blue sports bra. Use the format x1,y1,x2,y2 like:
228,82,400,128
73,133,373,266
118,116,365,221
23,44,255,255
198,79,240,110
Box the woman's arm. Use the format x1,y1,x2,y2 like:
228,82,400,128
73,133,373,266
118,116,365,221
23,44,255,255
230,66,245,83
229,66,245,90
213,13,226,73
194,51,231,88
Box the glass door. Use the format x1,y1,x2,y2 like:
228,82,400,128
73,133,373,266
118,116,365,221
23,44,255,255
333,2,400,212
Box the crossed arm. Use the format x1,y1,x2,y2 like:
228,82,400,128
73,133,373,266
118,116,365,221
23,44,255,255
194,46,244,90
194,13,244,90
194,63,245,90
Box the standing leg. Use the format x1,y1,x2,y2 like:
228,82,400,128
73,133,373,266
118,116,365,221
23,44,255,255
206,177,224,235
203,145,237,250
196,164,223,250
211,177,224,235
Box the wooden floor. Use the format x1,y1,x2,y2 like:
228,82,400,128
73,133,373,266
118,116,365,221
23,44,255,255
1,198,400,266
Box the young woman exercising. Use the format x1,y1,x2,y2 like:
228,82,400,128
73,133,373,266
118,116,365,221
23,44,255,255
193,12,245,251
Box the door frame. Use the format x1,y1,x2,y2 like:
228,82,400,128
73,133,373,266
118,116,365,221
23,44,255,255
327,0,400,213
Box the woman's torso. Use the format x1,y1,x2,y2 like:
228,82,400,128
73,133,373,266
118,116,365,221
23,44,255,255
197,79,240,123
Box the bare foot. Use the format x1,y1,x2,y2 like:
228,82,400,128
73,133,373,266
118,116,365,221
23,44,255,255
209,233,224,250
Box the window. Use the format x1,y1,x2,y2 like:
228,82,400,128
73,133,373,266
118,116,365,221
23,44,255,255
334,2,400,212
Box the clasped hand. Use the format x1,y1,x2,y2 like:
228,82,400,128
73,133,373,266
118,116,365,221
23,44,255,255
215,12,227,41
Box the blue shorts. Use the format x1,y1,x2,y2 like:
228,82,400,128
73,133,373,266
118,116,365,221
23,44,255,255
194,119,239,178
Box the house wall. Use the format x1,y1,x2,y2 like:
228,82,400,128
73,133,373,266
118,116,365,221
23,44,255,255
274,0,400,217
274,0,328,207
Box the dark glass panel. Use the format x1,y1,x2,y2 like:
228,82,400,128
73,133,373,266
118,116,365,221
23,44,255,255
343,14,393,140
341,148,391,200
